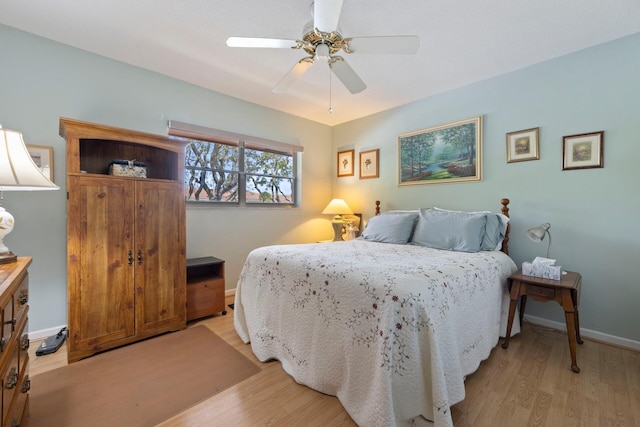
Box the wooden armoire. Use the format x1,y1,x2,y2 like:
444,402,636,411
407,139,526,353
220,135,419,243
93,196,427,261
61,118,187,363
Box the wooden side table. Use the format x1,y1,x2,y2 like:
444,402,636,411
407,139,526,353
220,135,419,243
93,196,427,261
502,270,584,373
186,257,226,321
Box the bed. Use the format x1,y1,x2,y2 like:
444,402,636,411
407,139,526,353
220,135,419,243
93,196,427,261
234,199,519,427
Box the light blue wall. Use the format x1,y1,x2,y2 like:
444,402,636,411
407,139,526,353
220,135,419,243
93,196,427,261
0,24,333,334
3,21,639,345
331,33,640,344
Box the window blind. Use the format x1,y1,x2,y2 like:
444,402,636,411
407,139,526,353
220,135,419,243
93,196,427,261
167,120,304,155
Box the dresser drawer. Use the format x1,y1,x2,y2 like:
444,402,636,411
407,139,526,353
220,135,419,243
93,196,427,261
1,296,13,353
0,258,31,427
15,273,29,321
19,317,29,377
1,339,20,426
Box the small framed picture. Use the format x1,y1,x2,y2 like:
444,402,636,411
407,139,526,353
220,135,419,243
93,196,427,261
26,144,54,181
359,149,379,179
337,149,354,177
506,127,539,163
562,131,604,170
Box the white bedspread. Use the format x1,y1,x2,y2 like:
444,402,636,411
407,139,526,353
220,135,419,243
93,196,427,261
234,240,518,427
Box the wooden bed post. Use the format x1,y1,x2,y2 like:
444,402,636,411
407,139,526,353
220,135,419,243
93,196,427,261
501,198,510,255
375,200,381,216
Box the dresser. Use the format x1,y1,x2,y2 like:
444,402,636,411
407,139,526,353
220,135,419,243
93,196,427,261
0,257,31,427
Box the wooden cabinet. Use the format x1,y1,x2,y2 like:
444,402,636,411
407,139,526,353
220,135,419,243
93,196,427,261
0,257,31,427
61,118,188,363
186,257,226,321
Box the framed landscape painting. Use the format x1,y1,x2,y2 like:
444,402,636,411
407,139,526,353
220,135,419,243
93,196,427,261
506,127,539,163
398,116,482,185
563,131,604,170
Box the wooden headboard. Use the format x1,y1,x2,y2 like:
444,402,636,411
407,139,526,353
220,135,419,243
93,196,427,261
373,198,511,255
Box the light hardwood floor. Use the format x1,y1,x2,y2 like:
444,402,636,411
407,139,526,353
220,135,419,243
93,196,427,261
29,295,640,426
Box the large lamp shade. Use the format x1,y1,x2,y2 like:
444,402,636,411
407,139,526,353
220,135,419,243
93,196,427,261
0,126,59,263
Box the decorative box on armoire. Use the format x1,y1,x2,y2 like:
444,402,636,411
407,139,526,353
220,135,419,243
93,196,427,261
61,118,188,363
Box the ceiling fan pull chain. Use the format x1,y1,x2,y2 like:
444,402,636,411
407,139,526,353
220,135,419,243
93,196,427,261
328,68,333,114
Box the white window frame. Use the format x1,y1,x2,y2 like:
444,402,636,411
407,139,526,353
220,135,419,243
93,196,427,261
167,120,303,207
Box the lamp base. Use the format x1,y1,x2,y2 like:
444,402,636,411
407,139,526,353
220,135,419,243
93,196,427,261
331,221,345,242
0,252,17,265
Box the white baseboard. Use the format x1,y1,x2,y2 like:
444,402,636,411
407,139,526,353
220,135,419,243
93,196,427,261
29,325,67,341
225,289,236,297
524,314,640,352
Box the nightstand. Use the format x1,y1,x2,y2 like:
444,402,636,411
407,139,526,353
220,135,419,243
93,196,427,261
502,270,584,373
186,257,226,321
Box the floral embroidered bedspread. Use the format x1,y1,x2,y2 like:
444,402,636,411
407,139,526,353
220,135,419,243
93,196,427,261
234,240,518,427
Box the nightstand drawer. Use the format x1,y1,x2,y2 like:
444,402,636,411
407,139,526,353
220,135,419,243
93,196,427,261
525,284,555,299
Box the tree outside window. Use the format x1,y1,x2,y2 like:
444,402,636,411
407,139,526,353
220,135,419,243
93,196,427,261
185,139,296,205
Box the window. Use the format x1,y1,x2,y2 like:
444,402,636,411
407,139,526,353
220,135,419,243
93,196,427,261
168,121,302,206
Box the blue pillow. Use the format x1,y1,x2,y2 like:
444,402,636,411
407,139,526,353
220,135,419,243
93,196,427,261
481,213,507,251
411,208,487,252
432,207,509,251
359,213,418,244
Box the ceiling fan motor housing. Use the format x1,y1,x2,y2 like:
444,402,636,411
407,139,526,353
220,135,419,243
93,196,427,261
298,20,351,58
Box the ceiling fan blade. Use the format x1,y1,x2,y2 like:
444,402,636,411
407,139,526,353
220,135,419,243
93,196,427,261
346,36,420,54
314,0,343,33
330,58,366,94
273,58,315,93
226,37,298,49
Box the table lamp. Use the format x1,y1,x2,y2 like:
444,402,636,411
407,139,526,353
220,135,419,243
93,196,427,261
322,198,353,241
527,222,551,258
0,125,59,264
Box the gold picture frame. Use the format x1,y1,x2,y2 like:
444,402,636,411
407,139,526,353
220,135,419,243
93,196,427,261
562,131,604,170
398,116,482,185
359,149,379,179
506,127,539,163
26,144,54,181
337,149,354,177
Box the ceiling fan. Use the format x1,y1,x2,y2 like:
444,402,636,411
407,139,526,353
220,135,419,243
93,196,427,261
226,0,420,94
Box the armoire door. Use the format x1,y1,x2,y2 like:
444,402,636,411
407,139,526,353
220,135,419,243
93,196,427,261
134,180,186,333
67,176,136,358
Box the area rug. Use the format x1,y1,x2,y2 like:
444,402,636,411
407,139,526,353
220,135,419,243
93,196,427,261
29,325,260,427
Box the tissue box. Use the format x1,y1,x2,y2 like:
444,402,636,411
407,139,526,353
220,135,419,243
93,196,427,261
522,262,562,280
109,160,147,178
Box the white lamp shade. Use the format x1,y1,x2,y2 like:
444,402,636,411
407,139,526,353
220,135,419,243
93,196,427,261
0,127,59,190
322,198,353,216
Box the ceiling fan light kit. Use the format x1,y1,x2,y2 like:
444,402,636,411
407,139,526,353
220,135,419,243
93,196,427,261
226,0,419,96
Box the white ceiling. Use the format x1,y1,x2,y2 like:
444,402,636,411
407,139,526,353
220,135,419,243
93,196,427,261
2,0,640,126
